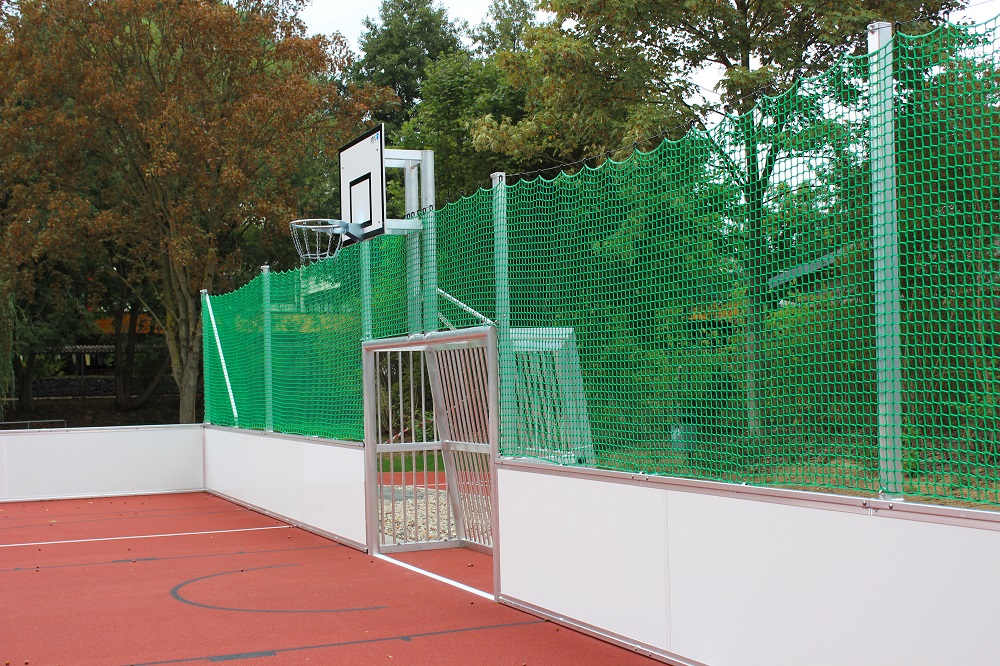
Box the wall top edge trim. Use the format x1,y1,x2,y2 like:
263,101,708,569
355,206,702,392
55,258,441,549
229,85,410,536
362,325,493,352
496,458,1000,532
204,424,363,449
0,488,204,505
0,423,204,436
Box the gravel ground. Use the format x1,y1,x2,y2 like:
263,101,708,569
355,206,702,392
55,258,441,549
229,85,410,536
380,486,458,543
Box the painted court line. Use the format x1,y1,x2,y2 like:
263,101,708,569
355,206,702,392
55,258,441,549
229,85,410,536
0,508,252,533
374,553,494,601
0,543,339,574
130,619,545,665
0,525,292,548
169,564,388,615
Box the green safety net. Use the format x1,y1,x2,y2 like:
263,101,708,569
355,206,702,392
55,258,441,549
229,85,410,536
205,17,1000,507
436,17,1000,505
203,233,407,440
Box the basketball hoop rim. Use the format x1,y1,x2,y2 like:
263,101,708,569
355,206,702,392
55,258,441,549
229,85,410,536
289,218,351,233
289,218,351,266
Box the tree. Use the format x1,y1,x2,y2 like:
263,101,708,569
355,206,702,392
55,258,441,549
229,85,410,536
391,0,545,203
543,0,960,113
472,23,695,164
891,26,1000,477
0,213,99,412
0,0,374,422
354,0,464,134
0,267,13,420
472,0,536,56
398,51,528,204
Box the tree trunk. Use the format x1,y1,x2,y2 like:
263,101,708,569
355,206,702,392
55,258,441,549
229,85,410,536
123,355,170,410
122,304,140,400
744,291,766,436
113,292,173,410
13,353,34,412
166,295,204,423
113,298,127,406
161,236,210,424
177,342,202,423
165,306,206,423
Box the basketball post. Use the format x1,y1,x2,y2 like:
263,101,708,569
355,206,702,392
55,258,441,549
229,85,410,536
420,150,437,333
382,146,433,334
404,158,422,335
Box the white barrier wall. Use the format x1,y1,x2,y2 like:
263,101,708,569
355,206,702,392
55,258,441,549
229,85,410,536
497,463,1000,666
0,424,204,501
204,426,367,549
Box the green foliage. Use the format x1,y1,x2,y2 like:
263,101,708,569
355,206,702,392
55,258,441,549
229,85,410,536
399,50,527,204
354,0,464,133
471,23,695,163
492,140,747,478
380,451,444,472
388,0,552,203
0,196,105,408
544,0,960,114
468,0,958,173
472,0,536,56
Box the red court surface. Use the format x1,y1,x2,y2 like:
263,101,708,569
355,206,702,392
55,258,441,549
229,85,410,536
1,493,658,665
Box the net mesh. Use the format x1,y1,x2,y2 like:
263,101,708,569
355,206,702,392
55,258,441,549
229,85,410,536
203,234,407,440
204,18,1000,507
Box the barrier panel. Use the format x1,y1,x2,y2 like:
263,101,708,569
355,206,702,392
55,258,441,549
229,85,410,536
497,462,1000,666
203,426,367,549
0,424,203,501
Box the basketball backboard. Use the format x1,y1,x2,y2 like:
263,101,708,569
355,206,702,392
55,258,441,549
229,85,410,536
340,124,387,244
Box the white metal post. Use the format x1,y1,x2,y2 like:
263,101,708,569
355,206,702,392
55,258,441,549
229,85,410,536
421,150,438,332
868,21,904,497
362,344,379,553
200,290,212,423
492,172,513,455
202,289,238,425
405,161,422,334
261,266,273,432
486,325,501,599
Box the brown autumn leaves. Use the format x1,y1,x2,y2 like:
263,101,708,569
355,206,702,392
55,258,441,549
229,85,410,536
0,0,389,421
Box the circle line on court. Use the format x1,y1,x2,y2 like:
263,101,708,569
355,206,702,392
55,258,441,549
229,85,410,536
169,564,388,614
